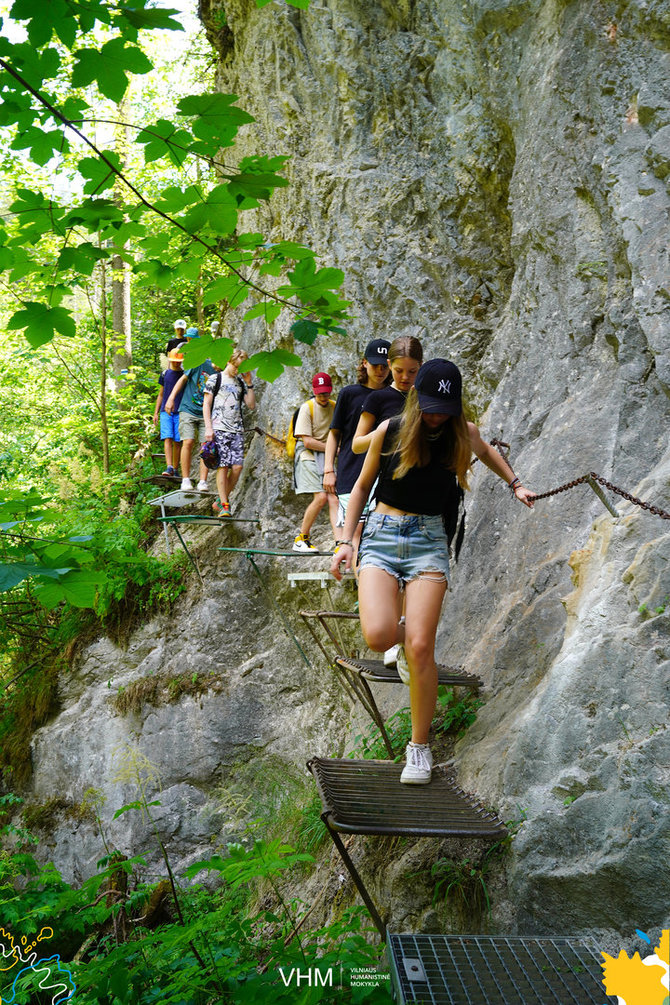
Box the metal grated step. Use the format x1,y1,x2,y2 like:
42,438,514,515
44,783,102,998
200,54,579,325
308,758,505,838
336,655,482,690
387,933,610,1005
157,515,260,524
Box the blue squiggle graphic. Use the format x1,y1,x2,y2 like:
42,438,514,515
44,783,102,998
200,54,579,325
0,927,76,1005
2,954,76,1005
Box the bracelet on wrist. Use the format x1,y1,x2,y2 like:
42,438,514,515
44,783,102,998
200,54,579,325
508,477,521,491
324,469,335,474
335,539,353,547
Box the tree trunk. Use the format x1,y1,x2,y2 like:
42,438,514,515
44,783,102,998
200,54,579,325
111,93,132,380
99,256,111,476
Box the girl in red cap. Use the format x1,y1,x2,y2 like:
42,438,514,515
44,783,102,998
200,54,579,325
331,359,534,784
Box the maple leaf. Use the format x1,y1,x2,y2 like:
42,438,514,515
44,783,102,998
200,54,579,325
601,949,667,1005
655,930,669,967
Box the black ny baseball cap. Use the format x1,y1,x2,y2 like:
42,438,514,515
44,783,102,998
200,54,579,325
414,359,462,415
364,338,390,364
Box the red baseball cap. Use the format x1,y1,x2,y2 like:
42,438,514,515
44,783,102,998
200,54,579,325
312,372,332,394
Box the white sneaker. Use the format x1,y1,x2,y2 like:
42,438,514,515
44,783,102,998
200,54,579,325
180,477,193,491
396,644,410,685
293,534,317,552
383,644,399,667
400,743,433,784
197,480,209,491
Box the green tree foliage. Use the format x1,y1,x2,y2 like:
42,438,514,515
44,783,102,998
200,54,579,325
0,798,392,1004
0,0,349,607
0,0,349,375
0,7,390,985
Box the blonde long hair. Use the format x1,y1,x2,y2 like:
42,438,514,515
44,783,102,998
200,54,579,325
391,388,472,490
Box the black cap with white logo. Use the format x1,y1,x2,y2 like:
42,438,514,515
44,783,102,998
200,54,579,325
364,338,390,364
414,358,462,415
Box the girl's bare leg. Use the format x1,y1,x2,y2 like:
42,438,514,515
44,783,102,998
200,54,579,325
403,574,448,744
357,567,403,652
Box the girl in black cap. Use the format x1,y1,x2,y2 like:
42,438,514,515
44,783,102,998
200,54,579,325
331,359,534,785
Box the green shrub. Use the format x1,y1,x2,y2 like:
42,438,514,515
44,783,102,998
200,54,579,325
433,686,483,738
1,839,393,1005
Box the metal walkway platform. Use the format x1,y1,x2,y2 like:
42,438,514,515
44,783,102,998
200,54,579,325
298,611,482,758
337,656,481,690
218,546,334,557
308,757,506,937
308,758,505,840
387,933,610,1004
149,488,219,571
287,569,355,588
334,656,482,759
157,515,260,525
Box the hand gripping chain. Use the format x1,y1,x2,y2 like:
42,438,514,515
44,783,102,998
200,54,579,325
488,440,670,522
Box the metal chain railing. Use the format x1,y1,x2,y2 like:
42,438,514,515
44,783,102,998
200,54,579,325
528,472,670,520
488,439,670,521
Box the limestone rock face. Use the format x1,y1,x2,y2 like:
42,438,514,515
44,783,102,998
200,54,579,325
29,558,354,883
195,0,670,935
27,0,669,939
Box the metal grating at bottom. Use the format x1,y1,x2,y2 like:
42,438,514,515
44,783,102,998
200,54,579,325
387,933,611,1005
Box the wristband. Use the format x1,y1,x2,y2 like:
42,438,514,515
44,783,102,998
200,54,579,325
324,469,335,474
335,539,353,547
508,477,521,491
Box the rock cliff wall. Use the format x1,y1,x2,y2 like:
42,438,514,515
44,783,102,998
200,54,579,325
26,0,669,940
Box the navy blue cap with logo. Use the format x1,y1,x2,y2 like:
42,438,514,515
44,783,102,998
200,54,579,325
364,338,390,364
414,358,463,415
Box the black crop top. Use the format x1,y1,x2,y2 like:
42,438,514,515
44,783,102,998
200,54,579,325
376,418,461,518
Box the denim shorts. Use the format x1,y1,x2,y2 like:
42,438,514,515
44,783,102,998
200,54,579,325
358,512,450,585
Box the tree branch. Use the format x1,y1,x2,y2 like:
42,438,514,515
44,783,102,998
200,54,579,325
0,57,302,312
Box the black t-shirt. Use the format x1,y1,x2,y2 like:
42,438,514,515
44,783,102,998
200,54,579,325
360,385,407,426
330,384,371,493
376,418,461,519
166,337,185,354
